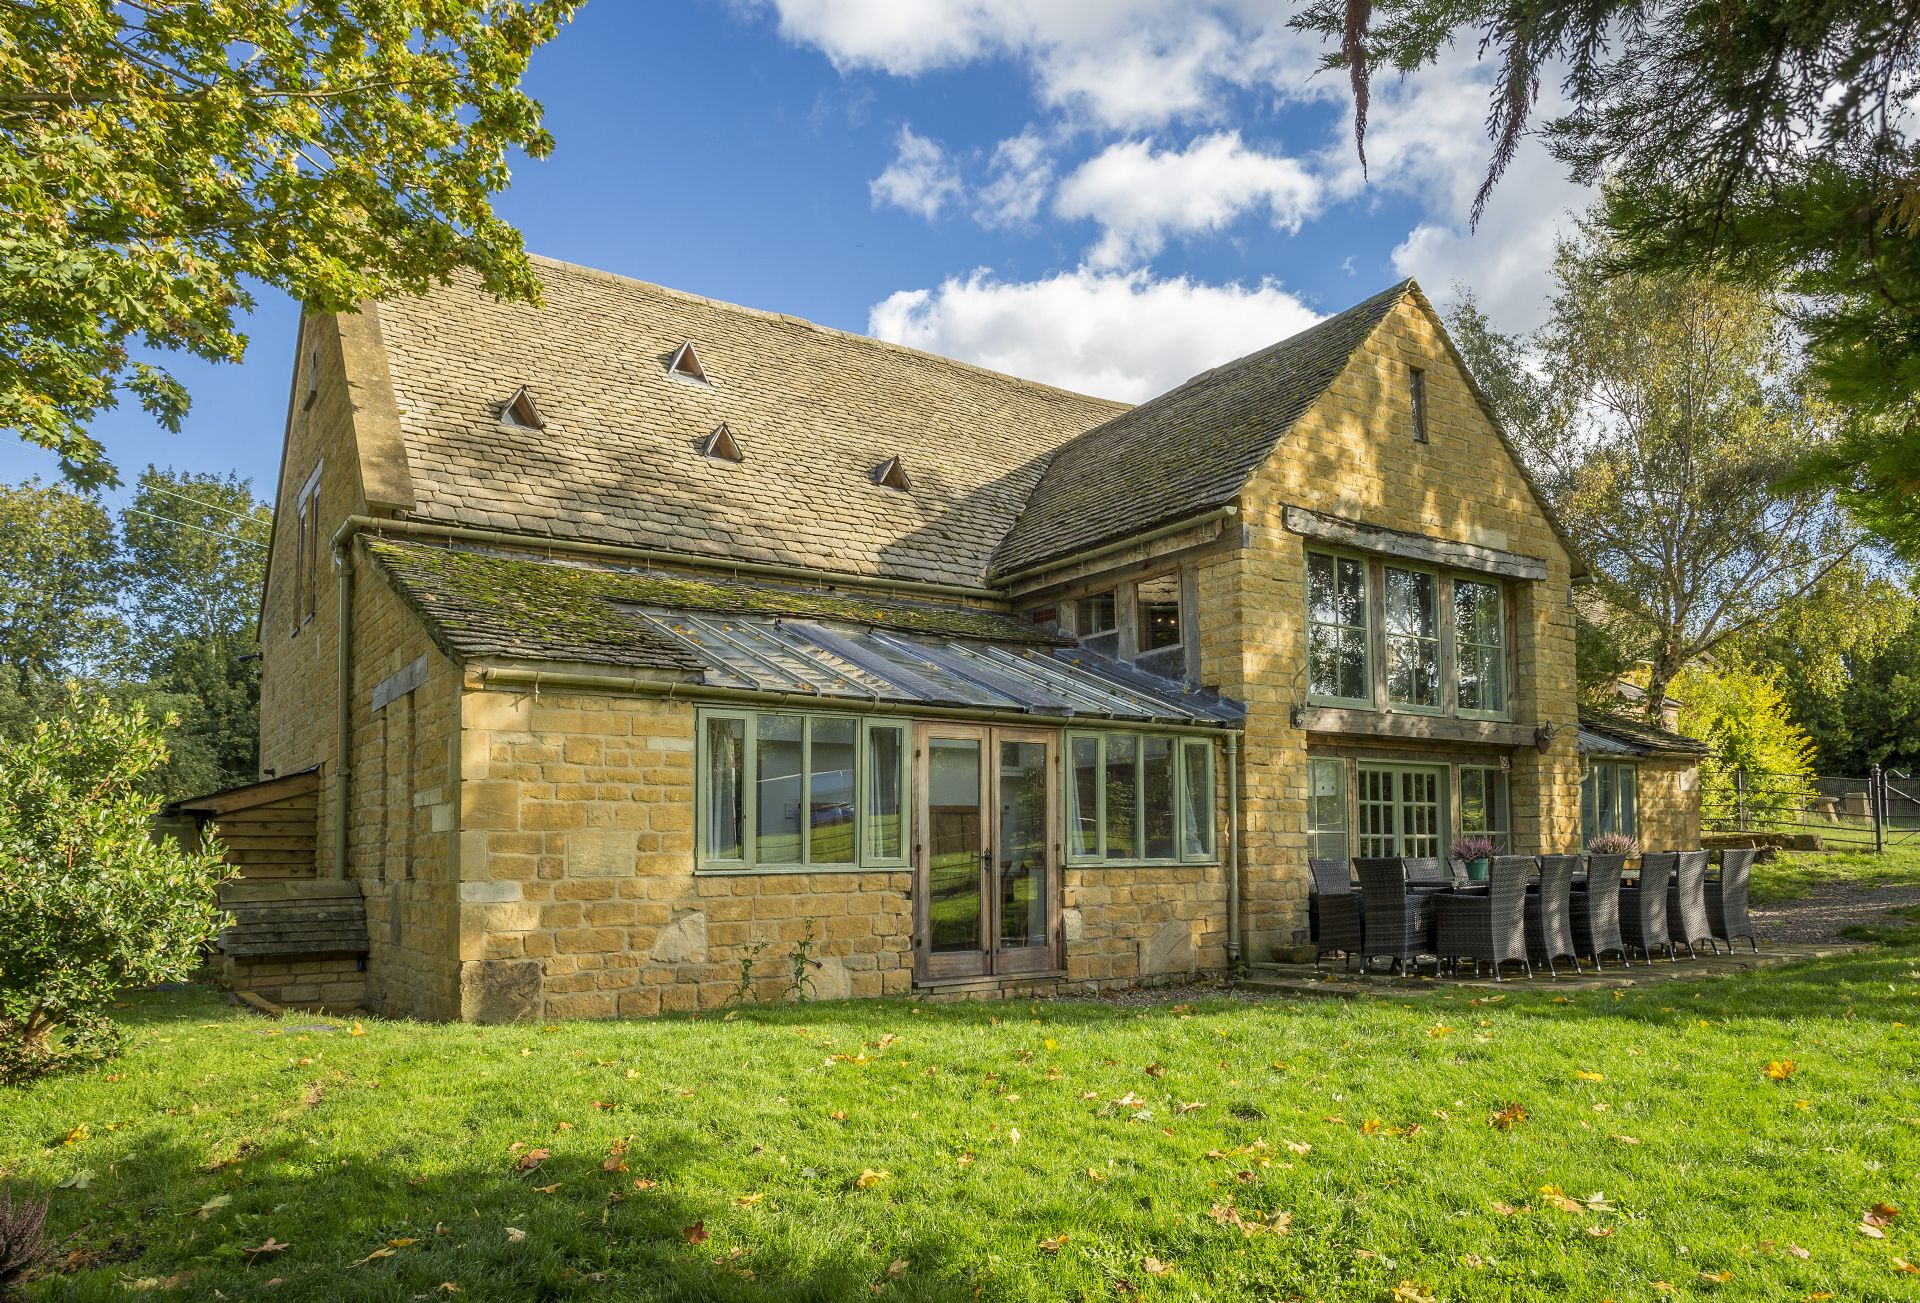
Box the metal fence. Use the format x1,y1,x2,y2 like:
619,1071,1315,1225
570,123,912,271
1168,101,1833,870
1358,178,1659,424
1700,765,1919,851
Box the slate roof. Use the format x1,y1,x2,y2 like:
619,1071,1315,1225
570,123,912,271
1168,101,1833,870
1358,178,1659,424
372,257,1130,589
989,281,1413,577
365,539,1065,671
1577,707,1708,757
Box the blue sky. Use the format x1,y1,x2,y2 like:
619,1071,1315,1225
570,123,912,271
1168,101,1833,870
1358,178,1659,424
2,0,1587,504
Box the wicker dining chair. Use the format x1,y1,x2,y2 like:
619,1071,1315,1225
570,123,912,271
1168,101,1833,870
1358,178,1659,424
1571,853,1630,968
1524,854,1584,978
1405,857,1454,888
1433,854,1532,981
1309,857,1365,969
1666,850,1715,957
1354,857,1436,976
1706,848,1760,952
1620,852,1678,962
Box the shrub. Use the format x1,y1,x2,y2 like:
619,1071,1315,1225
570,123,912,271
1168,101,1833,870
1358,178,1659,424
0,1184,50,1298
0,688,231,1084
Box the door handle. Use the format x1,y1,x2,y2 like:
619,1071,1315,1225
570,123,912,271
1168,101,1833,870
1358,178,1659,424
980,849,993,870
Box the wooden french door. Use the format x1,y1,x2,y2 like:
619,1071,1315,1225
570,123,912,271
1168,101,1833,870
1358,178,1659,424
913,724,1059,982
1356,763,1447,859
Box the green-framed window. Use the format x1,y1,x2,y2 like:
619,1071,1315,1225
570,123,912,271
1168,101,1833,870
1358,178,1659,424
1581,762,1638,845
1065,729,1218,864
1306,550,1370,705
1307,757,1349,863
1454,578,1507,717
1383,565,1441,710
696,709,909,872
1458,764,1511,852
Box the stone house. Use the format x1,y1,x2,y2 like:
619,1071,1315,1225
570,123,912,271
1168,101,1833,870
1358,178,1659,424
226,256,1703,1019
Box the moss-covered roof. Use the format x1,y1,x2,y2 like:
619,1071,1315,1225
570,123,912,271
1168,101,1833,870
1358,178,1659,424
365,539,1064,670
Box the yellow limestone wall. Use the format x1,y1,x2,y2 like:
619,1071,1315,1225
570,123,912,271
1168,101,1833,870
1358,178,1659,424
1207,293,1582,958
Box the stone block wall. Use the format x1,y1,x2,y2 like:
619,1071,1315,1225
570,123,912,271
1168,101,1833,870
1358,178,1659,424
1063,862,1229,985
1223,292,1583,956
1635,759,1703,850
453,686,916,1021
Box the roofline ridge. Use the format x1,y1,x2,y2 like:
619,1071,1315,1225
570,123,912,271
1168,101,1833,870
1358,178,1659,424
521,253,1134,413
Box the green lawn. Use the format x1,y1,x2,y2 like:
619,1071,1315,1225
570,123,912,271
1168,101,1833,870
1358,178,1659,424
1752,841,1920,904
4,953,1920,1302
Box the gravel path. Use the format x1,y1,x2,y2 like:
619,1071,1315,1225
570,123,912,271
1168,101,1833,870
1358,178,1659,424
1753,882,1920,945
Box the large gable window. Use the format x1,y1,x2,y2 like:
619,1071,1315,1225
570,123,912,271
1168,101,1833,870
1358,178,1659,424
697,710,908,872
1307,551,1369,705
1383,566,1440,710
1065,730,1216,864
1454,578,1507,716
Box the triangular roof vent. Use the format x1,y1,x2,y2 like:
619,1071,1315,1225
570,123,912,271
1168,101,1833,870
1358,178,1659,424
699,422,744,464
499,386,545,429
871,455,912,492
667,340,708,384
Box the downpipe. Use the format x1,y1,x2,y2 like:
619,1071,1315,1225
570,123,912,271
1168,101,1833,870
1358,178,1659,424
1226,732,1241,964
332,539,353,880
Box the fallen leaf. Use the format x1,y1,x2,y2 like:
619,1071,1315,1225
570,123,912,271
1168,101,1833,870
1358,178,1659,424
829,1110,848,1122
1699,1270,1732,1283
1144,1063,1165,1078
1766,1060,1796,1082
1587,1226,1614,1238
1009,1127,1021,1148
246,1237,289,1255
532,1182,561,1195
887,1260,907,1280
513,1148,550,1173
1865,1203,1900,1229
1176,1101,1206,1115
347,1247,396,1268
351,1022,364,1036
1611,1134,1641,1145
1284,1139,1311,1155
1038,1234,1069,1255
63,1123,89,1146
856,1168,889,1189
504,1227,527,1244
1576,1070,1605,1083
195,1194,232,1219
1787,1245,1811,1260
1087,1168,1106,1183
1143,1257,1173,1276
736,1193,764,1207
1894,1258,1919,1275
1491,1201,1525,1216
388,1238,416,1248
1427,1025,1454,1038
1391,1282,1437,1303
1490,1102,1528,1132
682,1222,709,1245
633,1179,658,1190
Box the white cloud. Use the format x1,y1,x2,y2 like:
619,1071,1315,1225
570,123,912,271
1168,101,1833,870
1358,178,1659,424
868,266,1322,400
755,0,1329,130
974,129,1054,226
869,125,964,219
1055,131,1320,268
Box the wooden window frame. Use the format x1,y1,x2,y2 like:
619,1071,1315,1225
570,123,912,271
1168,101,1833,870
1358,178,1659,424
694,708,905,874
1062,727,1218,866
1307,756,1350,863
1581,761,1639,845
290,461,323,636
1381,563,1444,715
1453,576,1510,720
1457,763,1511,852
1306,549,1373,708
1411,366,1429,443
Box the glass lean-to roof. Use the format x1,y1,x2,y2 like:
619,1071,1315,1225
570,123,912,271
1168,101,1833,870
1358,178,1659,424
630,609,1244,728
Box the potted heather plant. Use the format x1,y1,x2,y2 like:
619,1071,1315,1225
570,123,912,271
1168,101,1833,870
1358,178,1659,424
1587,833,1639,858
1451,835,1498,883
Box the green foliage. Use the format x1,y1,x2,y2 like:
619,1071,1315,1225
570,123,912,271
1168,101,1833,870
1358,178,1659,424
1296,0,1920,558
1731,566,1920,773
119,469,272,796
0,688,231,1083
1447,227,1859,717
0,479,120,683
1674,662,1817,827
0,1,581,487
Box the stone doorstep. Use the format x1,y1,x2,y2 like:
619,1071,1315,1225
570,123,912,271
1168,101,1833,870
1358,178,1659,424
1241,942,1864,999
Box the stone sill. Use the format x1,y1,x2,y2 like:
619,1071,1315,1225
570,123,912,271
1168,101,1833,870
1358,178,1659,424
694,864,907,877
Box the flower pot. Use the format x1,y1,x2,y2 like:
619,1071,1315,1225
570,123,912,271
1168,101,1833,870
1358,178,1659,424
1467,857,1490,883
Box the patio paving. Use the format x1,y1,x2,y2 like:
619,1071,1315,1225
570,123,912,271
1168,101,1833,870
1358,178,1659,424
1242,941,1862,999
